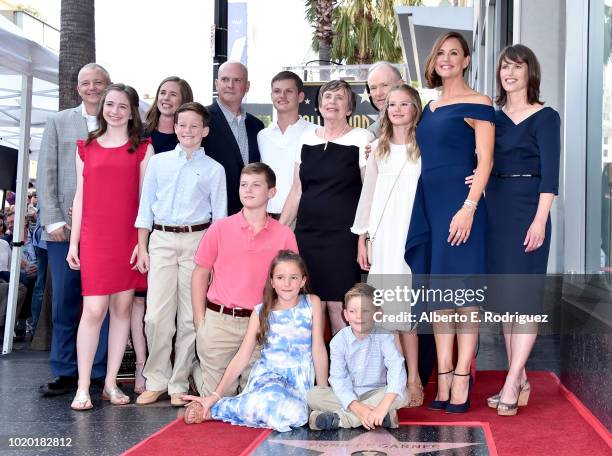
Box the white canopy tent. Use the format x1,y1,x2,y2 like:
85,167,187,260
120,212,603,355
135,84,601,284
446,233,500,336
0,14,58,353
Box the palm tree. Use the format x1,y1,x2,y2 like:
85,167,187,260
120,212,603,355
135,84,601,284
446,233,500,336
306,0,422,65
332,0,422,64
305,0,336,63
59,0,95,110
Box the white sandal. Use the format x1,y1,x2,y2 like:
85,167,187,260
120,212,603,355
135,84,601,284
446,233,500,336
102,386,130,405
71,389,93,411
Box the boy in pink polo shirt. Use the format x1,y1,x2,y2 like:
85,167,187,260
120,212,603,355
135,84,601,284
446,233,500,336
191,162,298,397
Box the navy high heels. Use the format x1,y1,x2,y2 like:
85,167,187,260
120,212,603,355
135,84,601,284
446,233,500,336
445,372,473,414
428,370,454,411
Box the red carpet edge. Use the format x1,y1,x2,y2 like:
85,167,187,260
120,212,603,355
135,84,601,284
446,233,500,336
549,372,612,449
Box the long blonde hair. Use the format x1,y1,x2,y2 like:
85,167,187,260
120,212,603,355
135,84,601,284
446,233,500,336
377,84,422,162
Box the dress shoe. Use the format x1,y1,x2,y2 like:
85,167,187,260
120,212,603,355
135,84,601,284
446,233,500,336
39,376,78,397
428,370,453,411
170,393,188,407
136,389,167,405
445,372,473,414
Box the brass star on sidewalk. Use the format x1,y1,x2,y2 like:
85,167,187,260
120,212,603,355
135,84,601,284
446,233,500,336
269,428,482,455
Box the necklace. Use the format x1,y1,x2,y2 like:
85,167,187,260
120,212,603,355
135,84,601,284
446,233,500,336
323,123,350,150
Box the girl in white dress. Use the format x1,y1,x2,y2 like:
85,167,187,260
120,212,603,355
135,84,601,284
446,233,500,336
352,84,423,406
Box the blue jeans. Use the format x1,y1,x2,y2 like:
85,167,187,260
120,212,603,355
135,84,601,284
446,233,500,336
31,246,47,330
47,241,109,379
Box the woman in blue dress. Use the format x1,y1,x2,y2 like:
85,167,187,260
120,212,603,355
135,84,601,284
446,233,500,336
181,250,329,432
485,45,560,416
404,31,495,413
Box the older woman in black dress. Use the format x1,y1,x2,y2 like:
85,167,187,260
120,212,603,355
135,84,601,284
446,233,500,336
485,45,560,416
281,80,373,335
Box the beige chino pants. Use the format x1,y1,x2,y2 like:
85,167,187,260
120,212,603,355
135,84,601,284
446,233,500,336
307,386,409,428
142,229,204,394
192,307,260,397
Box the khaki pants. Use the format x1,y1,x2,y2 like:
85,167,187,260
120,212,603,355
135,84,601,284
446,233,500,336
307,386,409,428
192,306,260,397
142,229,204,394
0,281,27,326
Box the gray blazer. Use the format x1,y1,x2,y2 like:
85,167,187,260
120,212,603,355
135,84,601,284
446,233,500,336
36,106,88,241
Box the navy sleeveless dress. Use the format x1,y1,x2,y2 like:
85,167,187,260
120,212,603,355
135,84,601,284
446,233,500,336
405,103,495,311
486,107,560,314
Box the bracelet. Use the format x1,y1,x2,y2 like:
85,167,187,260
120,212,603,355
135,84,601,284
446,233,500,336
463,199,477,212
211,391,222,401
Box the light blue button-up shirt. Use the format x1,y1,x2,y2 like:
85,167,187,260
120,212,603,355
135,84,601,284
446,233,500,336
329,326,407,410
135,145,227,230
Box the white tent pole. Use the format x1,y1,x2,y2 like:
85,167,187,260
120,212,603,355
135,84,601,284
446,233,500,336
3,74,32,354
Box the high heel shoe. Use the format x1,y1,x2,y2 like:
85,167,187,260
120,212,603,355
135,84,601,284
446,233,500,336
487,379,531,409
428,370,453,411
102,385,130,405
134,362,146,395
445,372,473,414
497,380,531,416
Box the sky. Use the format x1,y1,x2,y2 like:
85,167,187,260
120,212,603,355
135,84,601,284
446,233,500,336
24,0,216,102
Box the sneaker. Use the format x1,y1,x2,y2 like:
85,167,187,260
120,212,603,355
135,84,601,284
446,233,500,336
309,411,340,430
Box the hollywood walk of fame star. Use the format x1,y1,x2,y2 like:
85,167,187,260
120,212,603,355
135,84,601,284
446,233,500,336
358,88,371,104
268,427,483,456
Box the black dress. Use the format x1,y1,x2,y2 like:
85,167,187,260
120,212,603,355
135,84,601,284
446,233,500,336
147,129,179,154
295,128,373,301
486,107,560,313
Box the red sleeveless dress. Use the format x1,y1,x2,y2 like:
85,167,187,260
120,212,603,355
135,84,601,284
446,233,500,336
77,138,149,296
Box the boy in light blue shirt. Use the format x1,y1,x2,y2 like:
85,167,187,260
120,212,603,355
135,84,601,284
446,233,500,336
134,102,227,406
307,283,408,430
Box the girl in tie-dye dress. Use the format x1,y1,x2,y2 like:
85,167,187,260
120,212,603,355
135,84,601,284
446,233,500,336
183,250,329,432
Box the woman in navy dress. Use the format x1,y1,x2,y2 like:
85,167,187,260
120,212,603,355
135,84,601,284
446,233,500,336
485,45,560,416
404,31,495,413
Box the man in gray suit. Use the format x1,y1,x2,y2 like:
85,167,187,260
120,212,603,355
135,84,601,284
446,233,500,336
366,62,403,137
37,63,111,396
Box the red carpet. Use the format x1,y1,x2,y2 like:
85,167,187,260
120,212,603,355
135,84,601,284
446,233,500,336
123,371,611,456
122,418,271,456
398,370,611,456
